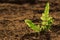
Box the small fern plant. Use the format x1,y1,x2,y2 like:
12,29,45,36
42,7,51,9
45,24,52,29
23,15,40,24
25,2,53,32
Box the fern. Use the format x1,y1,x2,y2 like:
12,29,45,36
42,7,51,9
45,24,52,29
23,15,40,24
25,2,53,32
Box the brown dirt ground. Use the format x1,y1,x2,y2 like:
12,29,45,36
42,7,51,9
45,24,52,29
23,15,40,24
0,0,60,40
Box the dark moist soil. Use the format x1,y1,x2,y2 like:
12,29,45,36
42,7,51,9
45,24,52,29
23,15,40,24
0,0,60,40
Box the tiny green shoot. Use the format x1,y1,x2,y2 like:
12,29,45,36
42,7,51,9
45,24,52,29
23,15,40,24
25,2,53,32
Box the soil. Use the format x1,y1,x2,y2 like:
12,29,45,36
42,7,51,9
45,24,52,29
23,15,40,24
0,0,60,40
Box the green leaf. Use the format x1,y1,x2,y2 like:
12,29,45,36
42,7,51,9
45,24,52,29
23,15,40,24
41,2,53,31
42,21,48,25
25,19,40,32
44,2,49,15
41,3,49,21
